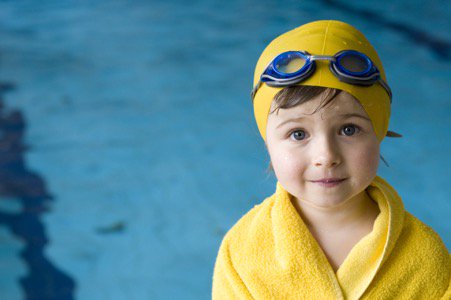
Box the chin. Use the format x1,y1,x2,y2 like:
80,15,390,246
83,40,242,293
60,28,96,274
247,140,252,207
301,194,352,208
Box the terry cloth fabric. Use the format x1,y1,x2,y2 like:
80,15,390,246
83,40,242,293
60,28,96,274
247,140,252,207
212,176,451,299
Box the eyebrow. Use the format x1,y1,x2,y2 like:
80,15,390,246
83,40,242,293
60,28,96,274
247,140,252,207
276,113,371,129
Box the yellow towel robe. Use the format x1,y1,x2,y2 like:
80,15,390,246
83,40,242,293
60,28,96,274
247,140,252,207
212,176,451,299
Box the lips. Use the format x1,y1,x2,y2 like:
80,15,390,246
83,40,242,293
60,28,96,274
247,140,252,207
311,178,346,183
310,178,347,188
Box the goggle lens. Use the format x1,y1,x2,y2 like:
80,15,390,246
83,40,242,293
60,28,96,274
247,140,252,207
338,53,370,74
252,50,392,103
275,53,306,74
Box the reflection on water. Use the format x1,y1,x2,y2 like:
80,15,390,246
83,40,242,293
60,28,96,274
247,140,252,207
0,83,75,299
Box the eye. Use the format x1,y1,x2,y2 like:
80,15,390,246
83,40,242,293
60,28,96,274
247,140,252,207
341,124,360,136
290,130,306,141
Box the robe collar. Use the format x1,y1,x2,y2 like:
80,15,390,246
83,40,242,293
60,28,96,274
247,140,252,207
271,175,405,299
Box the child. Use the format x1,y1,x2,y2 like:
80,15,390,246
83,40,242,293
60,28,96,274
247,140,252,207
212,20,450,299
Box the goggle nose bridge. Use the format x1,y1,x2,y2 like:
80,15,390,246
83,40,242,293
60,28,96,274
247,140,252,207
308,55,337,62
252,50,392,103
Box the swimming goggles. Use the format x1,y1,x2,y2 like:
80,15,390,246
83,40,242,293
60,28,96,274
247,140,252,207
251,50,392,103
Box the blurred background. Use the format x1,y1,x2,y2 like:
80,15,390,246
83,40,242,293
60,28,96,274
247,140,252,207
0,0,450,299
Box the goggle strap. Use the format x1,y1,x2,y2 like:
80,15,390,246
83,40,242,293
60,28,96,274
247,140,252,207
378,78,393,103
266,77,305,87
333,65,392,103
251,80,262,103
251,59,275,102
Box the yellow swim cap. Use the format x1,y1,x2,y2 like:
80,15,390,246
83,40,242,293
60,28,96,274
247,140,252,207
252,20,391,142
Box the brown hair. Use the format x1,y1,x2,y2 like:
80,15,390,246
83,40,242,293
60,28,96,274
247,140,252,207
270,85,343,114
265,85,396,175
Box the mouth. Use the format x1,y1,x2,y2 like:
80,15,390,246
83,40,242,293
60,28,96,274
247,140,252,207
311,178,346,183
310,178,347,187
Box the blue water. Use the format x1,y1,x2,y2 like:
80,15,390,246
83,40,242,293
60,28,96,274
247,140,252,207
0,0,450,299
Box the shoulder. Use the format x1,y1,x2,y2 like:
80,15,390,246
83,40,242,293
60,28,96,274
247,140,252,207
222,194,275,242
397,211,450,276
390,211,451,296
402,211,449,256
218,193,276,258
212,195,277,299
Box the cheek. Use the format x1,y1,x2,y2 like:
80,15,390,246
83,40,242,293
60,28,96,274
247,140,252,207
351,142,380,181
270,148,305,181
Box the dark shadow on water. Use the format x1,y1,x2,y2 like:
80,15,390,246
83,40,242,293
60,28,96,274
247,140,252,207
322,0,451,60
0,82,76,299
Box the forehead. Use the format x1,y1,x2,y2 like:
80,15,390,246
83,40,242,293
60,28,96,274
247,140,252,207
269,90,368,121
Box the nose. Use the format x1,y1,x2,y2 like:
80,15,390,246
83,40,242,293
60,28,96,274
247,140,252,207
311,135,342,168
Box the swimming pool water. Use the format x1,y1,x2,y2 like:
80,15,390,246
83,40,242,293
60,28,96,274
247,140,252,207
0,0,450,299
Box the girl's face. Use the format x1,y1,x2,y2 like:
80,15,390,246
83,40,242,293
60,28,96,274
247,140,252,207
266,91,380,208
